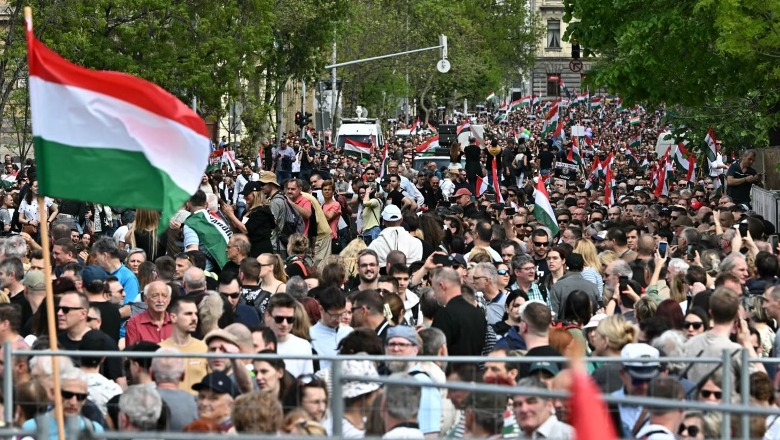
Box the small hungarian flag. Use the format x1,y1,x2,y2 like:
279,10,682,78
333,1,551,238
628,133,641,149
629,115,640,125
427,122,438,133
475,175,489,197
533,178,559,236
221,149,236,172
590,96,602,109
604,165,615,207
409,118,421,134
378,141,389,179
568,137,584,169
344,138,373,157
416,135,439,154
704,126,718,162
27,12,210,228
207,149,223,172
509,97,526,111
486,91,496,101
304,128,315,145
492,166,503,203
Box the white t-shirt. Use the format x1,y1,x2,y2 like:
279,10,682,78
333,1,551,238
113,225,129,248
277,334,314,378
18,197,53,222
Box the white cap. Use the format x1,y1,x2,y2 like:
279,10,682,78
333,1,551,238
382,204,403,222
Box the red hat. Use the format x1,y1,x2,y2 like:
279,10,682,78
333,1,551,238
454,188,472,198
690,200,703,211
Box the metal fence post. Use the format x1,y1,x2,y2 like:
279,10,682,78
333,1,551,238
721,349,732,440
330,357,344,437
3,341,12,426
740,349,750,440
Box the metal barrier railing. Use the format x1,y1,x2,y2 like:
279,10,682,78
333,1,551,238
4,345,778,439
752,186,780,229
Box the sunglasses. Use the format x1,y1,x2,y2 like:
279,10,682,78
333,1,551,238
497,269,509,276
533,242,549,247
700,389,722,399
221,292,241,300
683,321,703,330
272,316,296,324
678,425,700,437
56,306,84,314
87,316,98,322
61,390,88,401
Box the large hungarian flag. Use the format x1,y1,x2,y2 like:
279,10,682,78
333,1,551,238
409,118,421,134
344,138,373,157
673,142,697,181
568,137,584,170
456,120,471,135
475,176,489,197
533,178,559,236
27,12,210,227
416,135,439,154
604,166,615,207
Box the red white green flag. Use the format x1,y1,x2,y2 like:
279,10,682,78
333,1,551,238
533,178,559,236
26,11,210,227
704,126,718,162
345,138,373,157
416,135,439,154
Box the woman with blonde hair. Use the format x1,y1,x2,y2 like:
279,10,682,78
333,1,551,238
383,292,406,326
258,253,286,294
339,238,367,280
291,301,313,342
591,314,638,393
575,239,604,296
198,291,224,336
597,250,618,276
126,209,165,260
223,184,275,257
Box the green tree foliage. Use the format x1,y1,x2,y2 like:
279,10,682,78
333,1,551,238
334,0,543,122
563,0,780,147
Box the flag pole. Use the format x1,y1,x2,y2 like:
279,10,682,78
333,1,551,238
26,6,66,440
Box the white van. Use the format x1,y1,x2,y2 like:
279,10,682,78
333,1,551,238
336,118,384,157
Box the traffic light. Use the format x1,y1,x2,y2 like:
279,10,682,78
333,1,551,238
294,111,303,127
302,112,312,127
571,42,581,60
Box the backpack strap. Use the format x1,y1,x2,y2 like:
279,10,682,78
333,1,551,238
294,260,308,278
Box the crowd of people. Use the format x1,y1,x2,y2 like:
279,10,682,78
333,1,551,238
0,97,774,439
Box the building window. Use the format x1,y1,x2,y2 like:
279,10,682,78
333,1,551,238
547,20,561,49
547,74,560,97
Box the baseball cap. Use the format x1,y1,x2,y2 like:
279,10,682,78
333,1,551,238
690,200,703,211
386,326,418,347
621,343,661,380
22,270,46,291
583,313,607,330
454,188,472,198
240,181,263,196
192,371,240,397
450,253,467,267
382,204,403,222
81,265,107,286
659,207,671,217
528,361,559,377
204,329,240,348
449,205,464,215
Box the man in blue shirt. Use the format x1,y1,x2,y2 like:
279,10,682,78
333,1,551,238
217,276,261,327
92,237,139,303
309,286,353,370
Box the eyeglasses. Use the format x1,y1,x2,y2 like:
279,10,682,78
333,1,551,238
377,288,393,296
221,292,241,299
678,425,700,437
497,270,509,276
683,321,703,330
61,390,88,401
472,276,487,281
700,389,722,399
56,306,84,314
272,316,296,324
386,342,414,349
533,242,549,247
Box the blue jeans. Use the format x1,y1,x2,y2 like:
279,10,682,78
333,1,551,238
362,226,380,245
236,201,247,219
277,171,292,184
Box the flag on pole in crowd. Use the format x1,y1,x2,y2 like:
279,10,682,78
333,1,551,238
344,138,373,157
486,91,496,101
509,97,526,111
542,104,560,137
498,101,509,112
568,137,584,168
475,175,489,197
427,122,438,133
533,178,559,236
207,149,222,172
628,132,641,149
560,79,572,99
615,97,622,109
629,115,640,125
494,112,507,122
457,120,471,135
604,165,615,207
584,157,601,190
416,134,439,154
531,95,540,111
27,18,210,229
221,149,236,172
378,141,389,179
673,142,697,182
304,128,315,145
704,126,718,162
492,166,503,203
569,364,618,440
409,118,421,134
576,91,589,105
590,96,602,109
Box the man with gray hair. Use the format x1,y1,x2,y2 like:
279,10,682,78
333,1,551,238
720,253,749,288
285,275,308,300
512,376,573,439
471,262,505,325
381,374,424,439
0,234,31,261
119,384,163,432
635,377,686,439
183,266,208,304
151,347,198,430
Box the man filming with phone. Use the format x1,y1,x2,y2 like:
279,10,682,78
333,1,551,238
726,150,761,208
